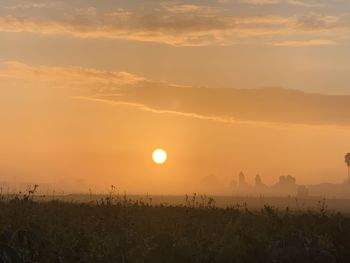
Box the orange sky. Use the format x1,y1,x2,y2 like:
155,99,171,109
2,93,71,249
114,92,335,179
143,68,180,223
0,0,350,194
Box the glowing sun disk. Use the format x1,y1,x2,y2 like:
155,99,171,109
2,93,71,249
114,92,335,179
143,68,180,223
152,149,167,164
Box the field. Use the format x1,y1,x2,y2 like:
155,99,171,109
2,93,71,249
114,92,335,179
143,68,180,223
0,192,349,263
51,194,350,213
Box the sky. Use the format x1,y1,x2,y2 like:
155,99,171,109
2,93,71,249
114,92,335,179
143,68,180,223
0,0,350,194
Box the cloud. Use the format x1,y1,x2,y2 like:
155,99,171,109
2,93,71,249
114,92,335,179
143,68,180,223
287,0,323,8
1,62,350,127
0,2,346,46
0,61,144,91
160,2,220,15
268,39,337,46
239,0,280,5
295,13,339,30
240,0,323,7
2,1,62,10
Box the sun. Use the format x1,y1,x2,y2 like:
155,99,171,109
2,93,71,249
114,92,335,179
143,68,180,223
152,149,168,164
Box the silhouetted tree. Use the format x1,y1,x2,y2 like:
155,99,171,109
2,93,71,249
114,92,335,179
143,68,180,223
277,175,296,186
345,153,350,183
286,175,296,184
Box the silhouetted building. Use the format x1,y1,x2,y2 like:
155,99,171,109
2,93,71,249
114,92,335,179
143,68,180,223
239,172,246,187
255,174,266,188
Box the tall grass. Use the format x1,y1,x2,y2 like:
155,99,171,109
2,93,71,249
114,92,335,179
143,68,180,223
0,188,348,262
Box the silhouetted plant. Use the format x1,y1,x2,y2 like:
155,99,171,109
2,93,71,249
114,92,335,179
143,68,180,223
0,188,348,262
345,153,350,183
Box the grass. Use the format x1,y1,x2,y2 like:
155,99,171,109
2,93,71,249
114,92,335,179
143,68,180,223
0,189,349,262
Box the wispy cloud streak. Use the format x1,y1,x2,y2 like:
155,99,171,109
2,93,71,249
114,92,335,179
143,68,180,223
1,62,350,127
